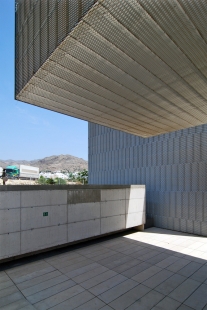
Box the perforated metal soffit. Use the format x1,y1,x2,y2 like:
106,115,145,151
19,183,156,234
15,0,207,137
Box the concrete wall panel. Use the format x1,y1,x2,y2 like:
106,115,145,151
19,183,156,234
101,189,125,201
21,205,67,230
126,187,146,200
21,225,67,253
68,202,100,223
68,189,101,204
0,185,145,260
101,200,125,217
0,232,20,259
21,190,67,207
126,199,146,214
0,209,20,234
68,219,100,242
126,212,145,229
0,191,20,210
101,215,125,234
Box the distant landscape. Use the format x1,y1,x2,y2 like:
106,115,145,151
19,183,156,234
0,154,88,172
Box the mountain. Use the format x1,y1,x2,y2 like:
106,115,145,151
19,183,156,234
0,155,88,172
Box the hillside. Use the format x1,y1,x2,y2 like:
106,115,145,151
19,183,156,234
0,154,88,172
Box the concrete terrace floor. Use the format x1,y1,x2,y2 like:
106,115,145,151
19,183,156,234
1,228,207,310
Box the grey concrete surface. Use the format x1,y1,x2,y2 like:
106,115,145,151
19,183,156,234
0,185,145,260
0,228,207,310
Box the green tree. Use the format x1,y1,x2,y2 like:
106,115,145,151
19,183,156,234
46,178,56,185
77,169,88,184
68,172,74,181
37,175,46,184
55,178,67,185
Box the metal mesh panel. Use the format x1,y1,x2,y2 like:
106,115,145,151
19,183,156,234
16,0,207,137
89,121,207,236
15,0,97,95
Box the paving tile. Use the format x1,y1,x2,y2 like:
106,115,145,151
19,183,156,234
72,265,108,284
0,298,33,310
113,259,141,273
27,279,76,304
0,292,24,308
98,253,125,266
91,250,118,262
190,264,207,283
19,304,36,310
22,274,69,297
11,266,56,284
0,280,14,290
155,273,186,295
1,228,206,310
45,252,81,264
142,269,173,289
7,262,51,278
104,241,130,251
131,265,162,283
183,255,207,265
0,273,10,283
126,289,165,310
189,241,206,250
58,259,92,274
73,297,105,310
129,248,150,259
169,278,201,303
75,245,104,255
109,284,150,310
98,279,137,303
117,243,140,253
121,261,152,278
139,250,161,261
80,270,117,290
166,258,191,273
152,296,181,310
156,256,179,268
0,286,19,299
184,283,207,310
177,262,203,277
50,255,86,269
49,291,94,310
84,248,112,258
145,252,170,265
17,270,62,290
89,274,127,296
66,262,100,279
34,284,85,310
177,305,194,310
103,255,133,269
99,240,122,248
196,243,207,252
120,245,144,255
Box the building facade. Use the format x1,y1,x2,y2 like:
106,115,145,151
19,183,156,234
89,122,207,236
15,0,207,236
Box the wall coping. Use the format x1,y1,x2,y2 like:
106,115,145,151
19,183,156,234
0,184,145,191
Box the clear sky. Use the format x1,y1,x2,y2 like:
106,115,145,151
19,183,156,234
0,1,88,161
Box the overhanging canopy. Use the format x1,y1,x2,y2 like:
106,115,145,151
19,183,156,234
16,0,207,137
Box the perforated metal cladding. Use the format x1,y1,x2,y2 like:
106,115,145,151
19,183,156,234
89,122,207,236
16,0,207,137
15,0,97,95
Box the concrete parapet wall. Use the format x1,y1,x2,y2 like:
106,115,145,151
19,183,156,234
0,185,145,261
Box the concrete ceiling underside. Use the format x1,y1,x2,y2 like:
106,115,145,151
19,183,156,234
16,0,207,137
